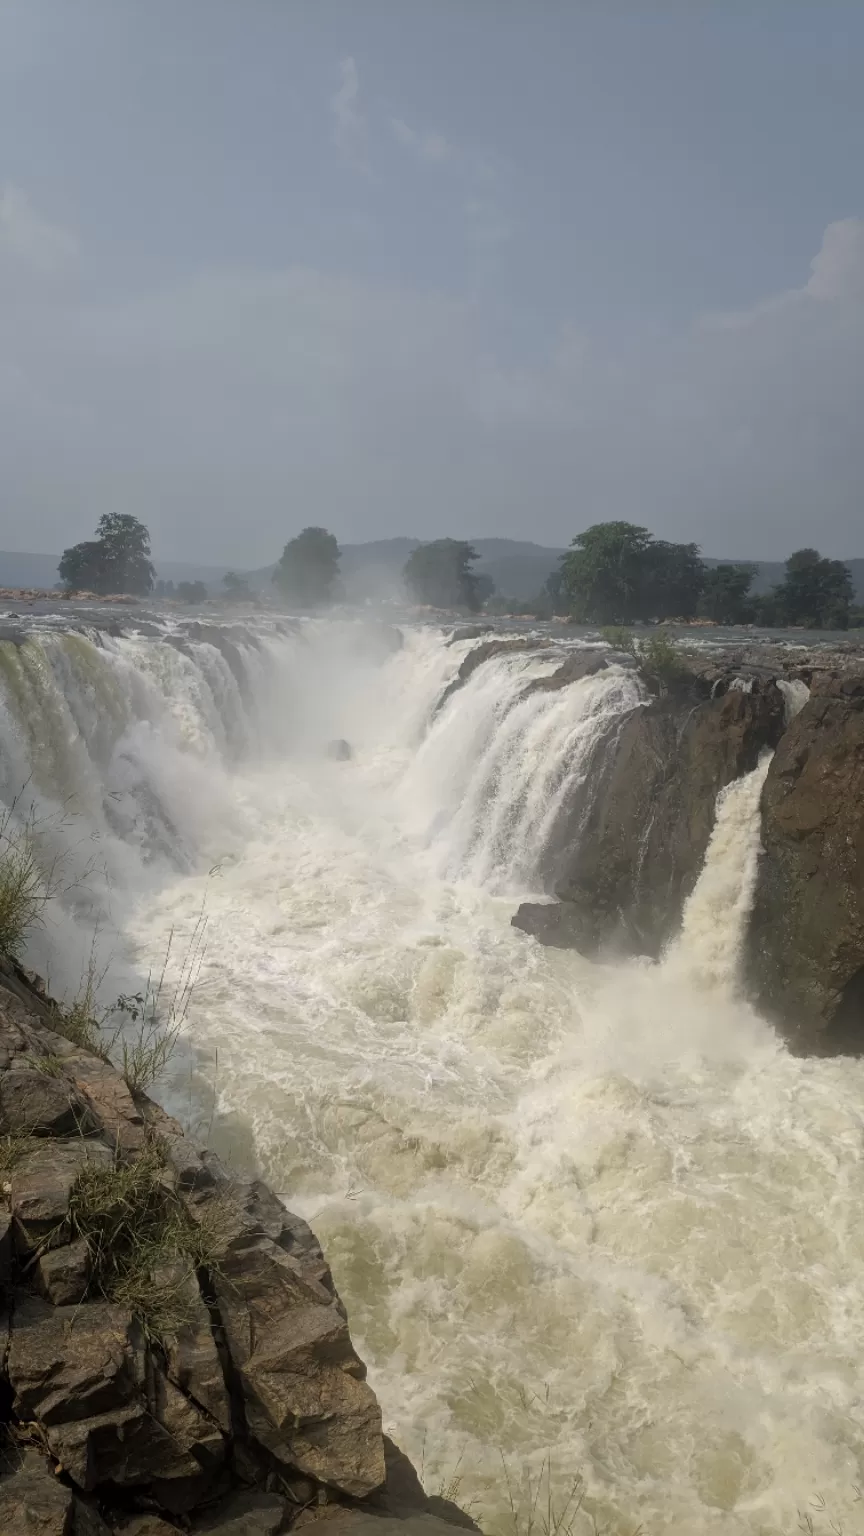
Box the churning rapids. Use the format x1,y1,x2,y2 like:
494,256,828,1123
2,613,864,1534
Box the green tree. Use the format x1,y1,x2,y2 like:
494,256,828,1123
698,563,757,625
59,514,155,596
272,527,340,607
176,580,209,604
558,522,705,623
771,548,853,629
222,571,252,603
647,539,704,619
403,539,482,610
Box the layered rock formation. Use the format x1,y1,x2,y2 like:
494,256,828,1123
513,660,785,958
746,671,864,1053
0,965,471,1534
498,638,864,1055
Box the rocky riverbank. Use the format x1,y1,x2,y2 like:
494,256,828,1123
0,961,473,1535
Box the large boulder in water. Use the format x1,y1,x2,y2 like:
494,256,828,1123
746,672,864,1054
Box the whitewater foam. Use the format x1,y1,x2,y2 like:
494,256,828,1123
2,618,863,1534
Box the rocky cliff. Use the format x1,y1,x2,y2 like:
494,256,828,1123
745,671,864,1054
502,639,864,1056
0,964,472,1535
513,658,785,958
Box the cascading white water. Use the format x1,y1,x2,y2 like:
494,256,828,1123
664,753,771,993
777,677,810,723
2,615,864,1535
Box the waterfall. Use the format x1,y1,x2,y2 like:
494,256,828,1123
664,752,772,993
777,676,810,722
3,612,863,1533
401,652,644,889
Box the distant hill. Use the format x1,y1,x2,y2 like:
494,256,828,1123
3,544,864,604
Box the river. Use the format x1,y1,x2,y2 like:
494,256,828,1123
1,613,863,1535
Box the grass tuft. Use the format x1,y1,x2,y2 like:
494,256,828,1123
0,809,47,959
67,1140,233,1343
0,1132,35,1180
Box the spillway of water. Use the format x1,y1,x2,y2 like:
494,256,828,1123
2,614,863,1536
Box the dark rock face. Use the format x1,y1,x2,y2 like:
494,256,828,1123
514,676,785,959
0,974,471,1534
746,674,864,1053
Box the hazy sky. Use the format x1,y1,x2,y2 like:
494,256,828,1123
2,2,863,564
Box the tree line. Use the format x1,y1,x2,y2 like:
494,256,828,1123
544,522,857,629
58,515,860,629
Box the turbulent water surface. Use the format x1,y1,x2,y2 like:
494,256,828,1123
2,613,863,1536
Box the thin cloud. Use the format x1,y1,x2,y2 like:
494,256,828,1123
0,183,78,272
330,57,368,172
703,217,864,330
390,116,451,164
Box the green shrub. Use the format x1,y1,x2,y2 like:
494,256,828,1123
599,626,637,657
637,629,682,679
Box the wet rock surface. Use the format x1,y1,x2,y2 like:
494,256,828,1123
504,639,864,1053
0,969,470,1533
746,671,864,1053
514,665,785,958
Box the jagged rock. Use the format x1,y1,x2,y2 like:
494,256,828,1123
0,974,391,1529
161,1268,232,1435
521,650,609,696
192,1489,286,1533
0,1208,12,1289
10,1140,113,1253
195,1181,384,1497
436,637,549,714
0,1067,93,1138
747,675,864,1052
33,1236,91,1306
448,624,493,643
514,677,785,957
64,1053,146,1155
327,740,353,762
0,1450,78,1536
0,1453,70,1534
8,1298,225,1506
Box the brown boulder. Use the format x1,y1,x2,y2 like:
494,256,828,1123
8,1298,225,1505
747,677,864,1051
195,1181,384,1497
0,1451,76,1536
10,1140,113,1253
0,1067,93,1138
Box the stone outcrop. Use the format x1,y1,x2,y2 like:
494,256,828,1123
746,671,864,1053
514,666,785,958
0,968,473,1534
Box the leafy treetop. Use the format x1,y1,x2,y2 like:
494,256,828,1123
403,539,483,611
59,514,155,597
272,527,340,607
